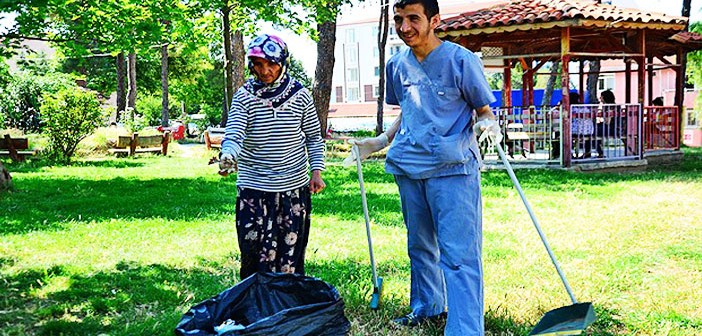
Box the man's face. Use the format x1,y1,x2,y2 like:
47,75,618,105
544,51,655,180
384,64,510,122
393,3,440,48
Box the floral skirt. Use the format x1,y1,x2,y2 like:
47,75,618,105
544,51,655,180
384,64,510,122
235,185,311,280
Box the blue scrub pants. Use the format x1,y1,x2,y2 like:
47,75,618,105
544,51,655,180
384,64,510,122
395,173,484,336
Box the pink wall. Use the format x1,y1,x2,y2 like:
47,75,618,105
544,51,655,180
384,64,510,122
599,59,698,108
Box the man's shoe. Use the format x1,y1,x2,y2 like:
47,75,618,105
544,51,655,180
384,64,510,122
392,312,447,327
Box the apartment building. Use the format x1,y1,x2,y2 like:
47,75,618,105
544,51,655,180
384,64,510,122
330,2,502,108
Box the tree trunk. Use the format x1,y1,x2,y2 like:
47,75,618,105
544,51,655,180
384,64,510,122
313,18,338,138
127,52,137,110
221,2,234,127
161,43,169,127
682,0,692,17
376,0,389,136
232,30,246,91
586,60,600,103
115,52,127,122
543,61,560,106
0,161,11,191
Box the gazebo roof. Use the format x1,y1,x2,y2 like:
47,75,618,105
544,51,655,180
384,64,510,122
437,0,687,35
435,0,702,58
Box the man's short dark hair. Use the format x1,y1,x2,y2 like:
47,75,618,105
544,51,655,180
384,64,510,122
394,0,440,19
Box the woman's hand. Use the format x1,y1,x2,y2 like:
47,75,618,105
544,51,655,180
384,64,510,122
309,170,326,194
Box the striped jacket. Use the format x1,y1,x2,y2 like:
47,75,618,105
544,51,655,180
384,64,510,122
221,86,325,192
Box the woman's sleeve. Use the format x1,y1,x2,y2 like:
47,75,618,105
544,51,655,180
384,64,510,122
301,92,325,171
220,90,248,158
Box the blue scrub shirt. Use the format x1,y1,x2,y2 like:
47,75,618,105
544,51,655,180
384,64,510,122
384,41,495,178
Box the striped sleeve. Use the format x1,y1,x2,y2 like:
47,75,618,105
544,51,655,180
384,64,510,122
300,90,325,171
221,89,248,158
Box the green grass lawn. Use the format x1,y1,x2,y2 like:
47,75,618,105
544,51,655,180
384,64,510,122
1,145,701,335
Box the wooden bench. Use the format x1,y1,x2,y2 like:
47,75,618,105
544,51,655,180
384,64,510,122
109,132,170,156
204,127,225,150
0,134,36,162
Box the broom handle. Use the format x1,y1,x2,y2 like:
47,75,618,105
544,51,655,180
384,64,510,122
354,146,379,287
495,145,578,304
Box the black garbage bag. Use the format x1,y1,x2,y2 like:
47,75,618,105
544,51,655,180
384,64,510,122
175,272,351,336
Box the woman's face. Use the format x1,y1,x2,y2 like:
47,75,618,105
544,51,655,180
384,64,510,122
250,57,282,84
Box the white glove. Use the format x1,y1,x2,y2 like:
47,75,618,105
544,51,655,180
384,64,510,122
218,152,237,176
342,133,389,166
474,119,503,148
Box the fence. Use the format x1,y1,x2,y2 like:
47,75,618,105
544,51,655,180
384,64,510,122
643,106,679,150
487,104,653,164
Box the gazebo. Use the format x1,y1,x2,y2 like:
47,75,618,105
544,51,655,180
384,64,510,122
436,0,702,168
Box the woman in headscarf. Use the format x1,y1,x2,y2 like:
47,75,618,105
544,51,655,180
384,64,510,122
218,34,326,280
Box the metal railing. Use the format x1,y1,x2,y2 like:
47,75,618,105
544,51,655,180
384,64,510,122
486,104,648,165
643,106,679,150
489,105,560,162
569,103,642,163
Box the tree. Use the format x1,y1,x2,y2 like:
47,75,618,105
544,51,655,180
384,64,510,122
585,60,600,104
308,1,344,137
542,61,560,107
376,0,390,136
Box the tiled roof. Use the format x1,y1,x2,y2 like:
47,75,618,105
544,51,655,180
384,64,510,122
437,0,688,33
670,31,702,44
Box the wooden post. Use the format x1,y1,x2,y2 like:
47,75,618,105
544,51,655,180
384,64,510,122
521,58,528,107
161,131,170,155
675,48,685,150
579,60,585,99
635,31,646,158
625,59,632,104
504,59,512,107
561,27,571,167
129,133,138,156
647,56,654,105
3,134,19,162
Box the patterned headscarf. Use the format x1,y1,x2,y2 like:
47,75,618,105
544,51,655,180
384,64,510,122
244,34,302,108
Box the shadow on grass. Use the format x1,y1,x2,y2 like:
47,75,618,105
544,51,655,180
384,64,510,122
0,257,542,336
0,176,237,235
2,147,700,236
1,157,149,173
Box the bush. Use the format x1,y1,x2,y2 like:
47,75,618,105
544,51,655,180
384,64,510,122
199,104,222,127
0,71,74,133
40,89,103,162
120,108,147,134
135,95,180,127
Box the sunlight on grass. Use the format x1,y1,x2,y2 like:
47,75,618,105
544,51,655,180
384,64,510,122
2,148,702,335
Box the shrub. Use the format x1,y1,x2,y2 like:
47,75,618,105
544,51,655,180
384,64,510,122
199,104,222,127
135,95,180,127
40,89,103,162
119,108,147,134
0,71,74,132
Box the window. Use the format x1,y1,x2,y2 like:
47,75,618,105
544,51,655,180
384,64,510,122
347,68,359,82
389,45,401,56
345,29,355,43
374,66,380,77
373,46,379,57
597,75,615,93
686,108,699,127
347,87,359,101
374,86,380,97
345,45,357,65
371,26,379,38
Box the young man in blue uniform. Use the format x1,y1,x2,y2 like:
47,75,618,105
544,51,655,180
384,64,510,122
345,0,501,334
